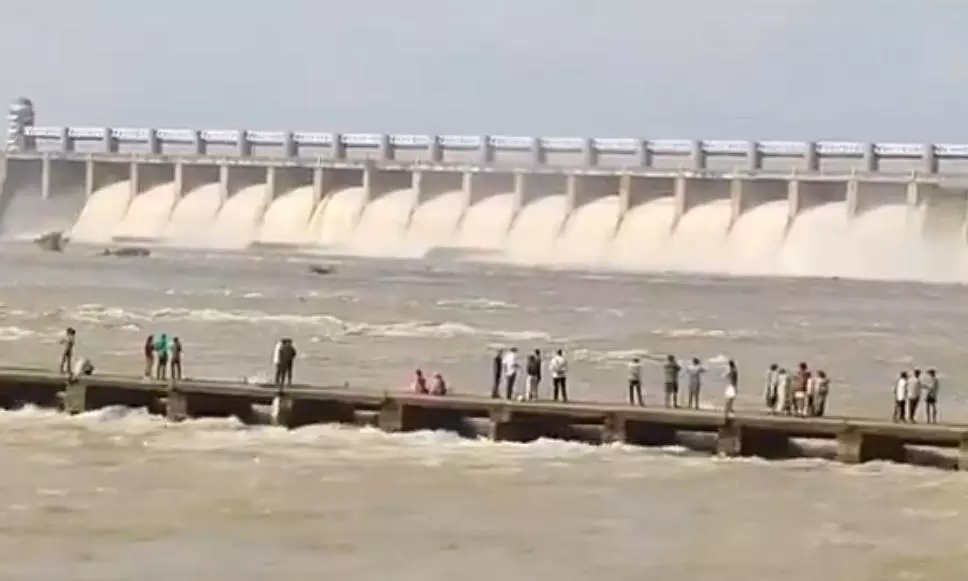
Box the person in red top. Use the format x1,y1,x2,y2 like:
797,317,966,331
411,369,428,394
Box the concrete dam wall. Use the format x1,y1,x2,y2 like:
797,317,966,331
4,126,968,281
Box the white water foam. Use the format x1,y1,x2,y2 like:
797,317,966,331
504,195,569,264
663,199,733,274
350,188,420,257
207,184,269,249
310,187,367,248
256,185,315,246
455,193,516,250
0,405,712,470
163,183,223,244
781,203,851,277
435,298,518,310
0,190,87,239
70,181,133,244
607,197,676,269
113,183,177,241
847,204,916,280
725,200,787,275
66,303,551,342
405,190,465,251
0,325,35,341
556,197,621,266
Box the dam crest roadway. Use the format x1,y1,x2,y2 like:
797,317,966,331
5,125,968,280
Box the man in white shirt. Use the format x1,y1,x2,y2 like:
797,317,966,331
906,369,922,422
893,371,908,422
501,347,520,400
272,339,284,387
549,349,568,403
627,357,643,406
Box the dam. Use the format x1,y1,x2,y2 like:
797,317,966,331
5,99,968,279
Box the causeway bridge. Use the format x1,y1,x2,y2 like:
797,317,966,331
1,367,967,471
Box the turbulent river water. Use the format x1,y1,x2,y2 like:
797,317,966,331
1,244,967,580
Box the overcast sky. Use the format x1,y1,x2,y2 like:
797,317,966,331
1,0,965,142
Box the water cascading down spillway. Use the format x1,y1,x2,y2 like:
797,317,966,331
8,110,968,283
0,158,87,238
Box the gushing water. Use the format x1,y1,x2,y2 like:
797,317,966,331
0,188,86,239
256,186,315,246
455,193,516,250
114,183,177,240
15,170,968,283
70,181,132,244
350,188,419,257
504,195,569,264
607,197,676,269
310,187,366,248
163,184,223,244
405,190,465,251
725,201,787,276
781,203,850,277
208,185,269,249
664,199,732,274
556,197,621,266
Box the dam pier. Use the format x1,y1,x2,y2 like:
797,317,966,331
2,367,968,470
5,100,968,276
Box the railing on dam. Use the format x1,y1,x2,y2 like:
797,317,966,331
10,126,968,174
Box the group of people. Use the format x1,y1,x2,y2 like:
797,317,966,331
486,348,750,416
643,355,739,412
893,368,941,424
143,333,183,380
410,369,448,395
491,347,570,402
59,327,294,389
56,327,948,426
763,363,831,417
272,338,297,387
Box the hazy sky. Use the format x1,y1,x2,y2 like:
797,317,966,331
1,0,966,141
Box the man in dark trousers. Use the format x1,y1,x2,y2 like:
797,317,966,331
278,338,297,389
59,327,76,375
491,349,503,398
170,337,183,380
525,349,542,401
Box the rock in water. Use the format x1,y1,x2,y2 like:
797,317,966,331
34,231,66,252
100,246,151,257
308,264,336,275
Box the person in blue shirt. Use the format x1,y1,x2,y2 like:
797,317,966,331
153,333,170,380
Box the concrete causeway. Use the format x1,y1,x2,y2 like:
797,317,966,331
2,368,966,470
